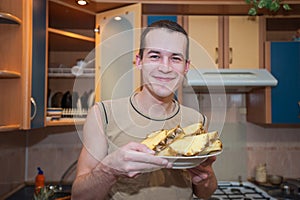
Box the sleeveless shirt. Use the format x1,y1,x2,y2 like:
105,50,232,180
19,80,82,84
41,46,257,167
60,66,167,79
97,95,206,200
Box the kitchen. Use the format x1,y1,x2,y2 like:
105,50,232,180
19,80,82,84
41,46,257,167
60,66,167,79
1,0,300,199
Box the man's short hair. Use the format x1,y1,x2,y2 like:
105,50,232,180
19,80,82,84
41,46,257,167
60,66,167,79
138,20,189,62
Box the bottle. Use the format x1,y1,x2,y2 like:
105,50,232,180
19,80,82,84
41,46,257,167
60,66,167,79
35,167,45,194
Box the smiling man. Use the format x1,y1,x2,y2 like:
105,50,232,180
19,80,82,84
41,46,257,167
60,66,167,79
72,20,217,200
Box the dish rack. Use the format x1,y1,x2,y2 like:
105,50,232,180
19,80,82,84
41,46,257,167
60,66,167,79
46,108,88,121
48,68,95,77
61,108,88,118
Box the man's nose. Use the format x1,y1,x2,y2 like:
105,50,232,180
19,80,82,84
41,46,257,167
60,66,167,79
158,57,172,72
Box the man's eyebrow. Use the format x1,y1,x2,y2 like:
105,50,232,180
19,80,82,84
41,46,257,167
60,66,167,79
172,53,184,58
147,50,184,58
146,50,160,55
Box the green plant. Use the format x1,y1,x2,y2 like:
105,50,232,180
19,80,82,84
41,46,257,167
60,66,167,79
33,186,54,200
245,0,291,15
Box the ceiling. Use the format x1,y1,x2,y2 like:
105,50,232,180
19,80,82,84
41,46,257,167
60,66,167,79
50,0,130,14
52,0,300,15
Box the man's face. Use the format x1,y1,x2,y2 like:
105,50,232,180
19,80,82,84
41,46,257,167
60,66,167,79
137,28,189,99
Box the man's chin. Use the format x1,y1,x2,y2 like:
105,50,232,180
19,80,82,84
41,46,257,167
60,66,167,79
152,88,176,99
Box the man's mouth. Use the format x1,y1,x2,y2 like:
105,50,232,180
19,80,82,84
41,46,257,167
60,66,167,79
153,76,175,82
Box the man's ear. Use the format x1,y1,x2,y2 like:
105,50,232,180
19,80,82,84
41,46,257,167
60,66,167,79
184,60,190,74
136,54,142,70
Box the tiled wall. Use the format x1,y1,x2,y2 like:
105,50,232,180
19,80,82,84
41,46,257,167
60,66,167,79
184,93,300,181
246,123,300,179
1,93,300,197
26,126,82,183
0,126,82,198
0,131,26,197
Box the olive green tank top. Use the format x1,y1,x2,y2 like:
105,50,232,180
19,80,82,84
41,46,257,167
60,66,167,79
97,95,206,200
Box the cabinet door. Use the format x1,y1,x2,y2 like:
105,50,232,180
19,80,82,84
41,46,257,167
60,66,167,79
187,16,261,70
95,4,141,101
188,16,220,69
270,42,300,124
0,0,32,131
228,16,260,69
30,0,46,128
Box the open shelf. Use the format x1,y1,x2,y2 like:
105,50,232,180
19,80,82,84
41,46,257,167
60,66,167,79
0,12,21,24
46,118,85,126
48,67,94,78
0,124,20,132
0,70,21,78
48,28,95,51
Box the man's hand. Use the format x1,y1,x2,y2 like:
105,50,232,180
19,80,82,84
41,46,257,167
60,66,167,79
188,156,217,199
99,142,173,178
188,156,216,185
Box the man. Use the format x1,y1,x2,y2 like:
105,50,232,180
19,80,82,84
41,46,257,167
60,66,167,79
72,20,217,200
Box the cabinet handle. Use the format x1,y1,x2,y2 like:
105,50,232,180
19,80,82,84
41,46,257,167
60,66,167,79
229,47,233,64
215,47,218,64
30,97,37,121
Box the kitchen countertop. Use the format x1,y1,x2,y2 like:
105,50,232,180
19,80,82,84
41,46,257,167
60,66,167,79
3,184,72,200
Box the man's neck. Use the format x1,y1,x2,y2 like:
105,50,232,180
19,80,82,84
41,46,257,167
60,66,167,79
133,90,175,118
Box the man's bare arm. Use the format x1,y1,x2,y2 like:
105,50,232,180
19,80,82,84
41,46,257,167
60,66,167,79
72,148,118,200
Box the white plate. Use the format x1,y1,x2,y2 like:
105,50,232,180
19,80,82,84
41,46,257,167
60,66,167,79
158,150,222,169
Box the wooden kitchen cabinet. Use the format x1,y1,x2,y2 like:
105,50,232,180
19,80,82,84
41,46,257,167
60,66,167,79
46,0,95,126
0,0,33,131
0,0,47,131
247,41,300,125
188,15,262,69
95,3,141,102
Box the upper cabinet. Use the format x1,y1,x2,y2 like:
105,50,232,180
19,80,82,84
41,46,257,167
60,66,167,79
188,16,262,69
188,16,219,69
95,4,141,102
46,0,96,126
0,0,32,131
247,41,300,125
266,17,300,41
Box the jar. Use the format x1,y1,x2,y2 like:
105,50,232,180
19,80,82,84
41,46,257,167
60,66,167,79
255,163,267,183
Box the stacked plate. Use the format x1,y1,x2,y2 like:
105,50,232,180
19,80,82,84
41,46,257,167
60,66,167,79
47,108,63,120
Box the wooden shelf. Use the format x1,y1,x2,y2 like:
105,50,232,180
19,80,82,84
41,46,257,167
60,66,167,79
48,27,95,51
0,70,21,78
48,74,94,78
46,118,85,126
0,124,20,132
48,28,95,42
0,12,21,24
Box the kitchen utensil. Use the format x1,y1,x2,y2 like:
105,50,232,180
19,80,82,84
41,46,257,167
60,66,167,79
268,174,283,185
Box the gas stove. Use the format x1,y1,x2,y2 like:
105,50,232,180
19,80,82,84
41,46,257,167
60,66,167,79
194,181,275,200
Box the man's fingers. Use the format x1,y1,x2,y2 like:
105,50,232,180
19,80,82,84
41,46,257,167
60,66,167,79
200,156,216,167
126,142,155,154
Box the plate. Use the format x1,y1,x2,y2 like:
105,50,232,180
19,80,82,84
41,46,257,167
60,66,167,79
158,150,222,169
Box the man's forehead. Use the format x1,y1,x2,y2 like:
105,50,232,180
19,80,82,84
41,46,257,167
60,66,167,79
144,29,187,55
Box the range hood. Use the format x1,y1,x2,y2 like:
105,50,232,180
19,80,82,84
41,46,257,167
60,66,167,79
185,69,278,93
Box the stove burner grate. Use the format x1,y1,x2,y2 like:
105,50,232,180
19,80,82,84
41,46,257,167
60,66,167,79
193,182,275,200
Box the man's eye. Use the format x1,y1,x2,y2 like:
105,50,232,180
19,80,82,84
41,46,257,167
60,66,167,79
150,55,160,59
172,57,183,62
